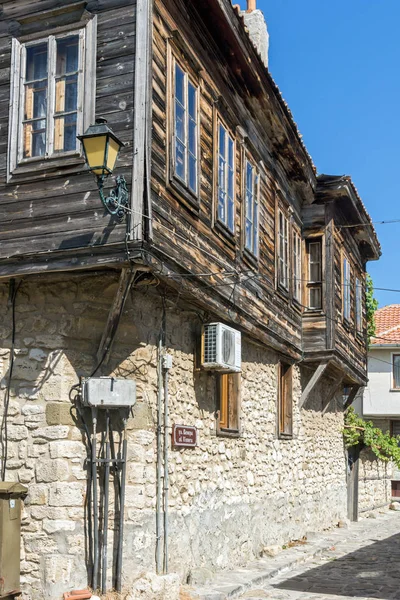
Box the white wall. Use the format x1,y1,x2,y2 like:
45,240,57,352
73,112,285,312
363,347,400,416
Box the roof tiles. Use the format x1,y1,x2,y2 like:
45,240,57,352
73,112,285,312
371,305,400,345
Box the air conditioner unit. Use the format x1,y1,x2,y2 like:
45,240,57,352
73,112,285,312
201,323,241,372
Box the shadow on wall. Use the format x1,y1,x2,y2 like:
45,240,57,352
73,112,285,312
273,531,400,598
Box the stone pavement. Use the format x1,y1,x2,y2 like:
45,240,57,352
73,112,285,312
185,508,400,600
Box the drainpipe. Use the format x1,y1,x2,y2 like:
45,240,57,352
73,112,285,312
162,353,172,574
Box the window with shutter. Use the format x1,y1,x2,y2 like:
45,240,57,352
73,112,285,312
278,363,293,438
393,355,400,390
217,372,240,436
343,255,351,322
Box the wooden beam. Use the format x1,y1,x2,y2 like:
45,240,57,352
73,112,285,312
344,385,361,410
130,0,152,241
96,267,136,364
299,361,329,409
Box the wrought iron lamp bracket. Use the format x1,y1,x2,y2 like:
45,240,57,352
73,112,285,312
97,175,129,222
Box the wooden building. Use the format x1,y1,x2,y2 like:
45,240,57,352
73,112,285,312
0,0,381,597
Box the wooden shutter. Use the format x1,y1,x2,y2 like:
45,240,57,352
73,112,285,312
279,363,293,437
218,373,240,433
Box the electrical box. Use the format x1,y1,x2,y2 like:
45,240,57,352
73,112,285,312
82,377,136,409
0,483,28,599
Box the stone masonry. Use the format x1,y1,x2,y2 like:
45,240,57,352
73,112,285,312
0,272,371,599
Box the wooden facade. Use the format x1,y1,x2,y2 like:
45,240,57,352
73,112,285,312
0,0,380,385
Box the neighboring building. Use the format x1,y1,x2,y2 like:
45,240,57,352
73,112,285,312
0,0,380,598
355,305,400,506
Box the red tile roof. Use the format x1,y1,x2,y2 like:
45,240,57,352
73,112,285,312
371,305,400,345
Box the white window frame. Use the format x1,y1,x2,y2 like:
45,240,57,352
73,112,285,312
307,239,322,310
293,228,302,303
244,157,259,257
216,120,235,233
278,209,289,290
343,255,351,322
8,17,96,179
172,58,199,196
355,277,362,333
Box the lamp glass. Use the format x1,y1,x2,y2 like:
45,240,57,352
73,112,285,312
106,137,121,174
82,135,108,176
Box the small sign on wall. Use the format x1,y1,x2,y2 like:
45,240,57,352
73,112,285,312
172,424,197,448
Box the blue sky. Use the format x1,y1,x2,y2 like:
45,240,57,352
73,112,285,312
238,0,400,308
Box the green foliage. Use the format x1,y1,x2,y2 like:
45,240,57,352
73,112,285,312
343,407,400,467
366,274,378,343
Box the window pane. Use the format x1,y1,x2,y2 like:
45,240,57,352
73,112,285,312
394,356,400,389
188,154,197,193
175,64,184,105
54,113,77,152
175,102,185,142
188,117,196,156
56,36,79,75
253,199,258,255
26,43,48,81
310,287,322,310
245,219,252,251
188,82,196,118
175,140,185,180
219,124,226,158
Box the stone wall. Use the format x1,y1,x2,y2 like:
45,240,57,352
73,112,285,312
358,448,392,513
0,273,348,599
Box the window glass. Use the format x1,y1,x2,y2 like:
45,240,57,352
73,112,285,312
244,159,258,255
217,123,235,231
173,62,198,194
355,278,362,332
24,43,48,158
293,231,302,302
343,257,351,321
54,36,80,153
394,356,400,389
306,239,322,309
278,210,289,289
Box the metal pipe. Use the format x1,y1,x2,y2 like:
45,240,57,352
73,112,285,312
101,411,110,594
163,361,170,574
91,408,99,590
116,424,127,592
155,338,163,574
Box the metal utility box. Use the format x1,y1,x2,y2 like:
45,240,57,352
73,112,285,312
0,483,28,599
82,377,136,409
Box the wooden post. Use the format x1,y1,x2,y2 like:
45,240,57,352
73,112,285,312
347,444,360,522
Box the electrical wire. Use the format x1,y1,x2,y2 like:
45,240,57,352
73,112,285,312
1,280,21,481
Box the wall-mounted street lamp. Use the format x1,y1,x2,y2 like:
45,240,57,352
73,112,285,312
78,118,129,221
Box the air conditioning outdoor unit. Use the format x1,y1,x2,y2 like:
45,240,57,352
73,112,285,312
201,323,241,372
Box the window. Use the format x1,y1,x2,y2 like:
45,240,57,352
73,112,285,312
244,158,259,256
306,240,322,309
393,355,400,390
355,278,362,333
278,363,293,437
9,19,96,176
173,61,198,195
293,229,302,303
343,256,351,321
217,122,235,232
391,420,400,437
217,373,240,435
277,210,289,289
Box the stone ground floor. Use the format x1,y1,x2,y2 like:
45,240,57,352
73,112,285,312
186,507,400,600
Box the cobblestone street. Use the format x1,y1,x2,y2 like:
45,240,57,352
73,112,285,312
239,510,400,600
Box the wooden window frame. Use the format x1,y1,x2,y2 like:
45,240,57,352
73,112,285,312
215,116,236,235
355,277,363,334
342,254,351,323
306,238,323,311
278,362,293,439
216,372,241,437
8,17,97,183
243,154,259,259
277,208,289,292
392,354,400,391
292,228,302,305
167,45,201,211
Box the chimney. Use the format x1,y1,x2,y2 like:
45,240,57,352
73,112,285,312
240,0,269,68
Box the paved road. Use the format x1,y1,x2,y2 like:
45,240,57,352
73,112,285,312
239,511,400,600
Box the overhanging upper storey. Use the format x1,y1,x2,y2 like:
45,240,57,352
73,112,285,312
316,174,381,262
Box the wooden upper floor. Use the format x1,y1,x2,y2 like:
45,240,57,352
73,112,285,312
0,0,380,383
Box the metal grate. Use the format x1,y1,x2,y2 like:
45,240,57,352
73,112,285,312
204,324,217,363
222,328,234,366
